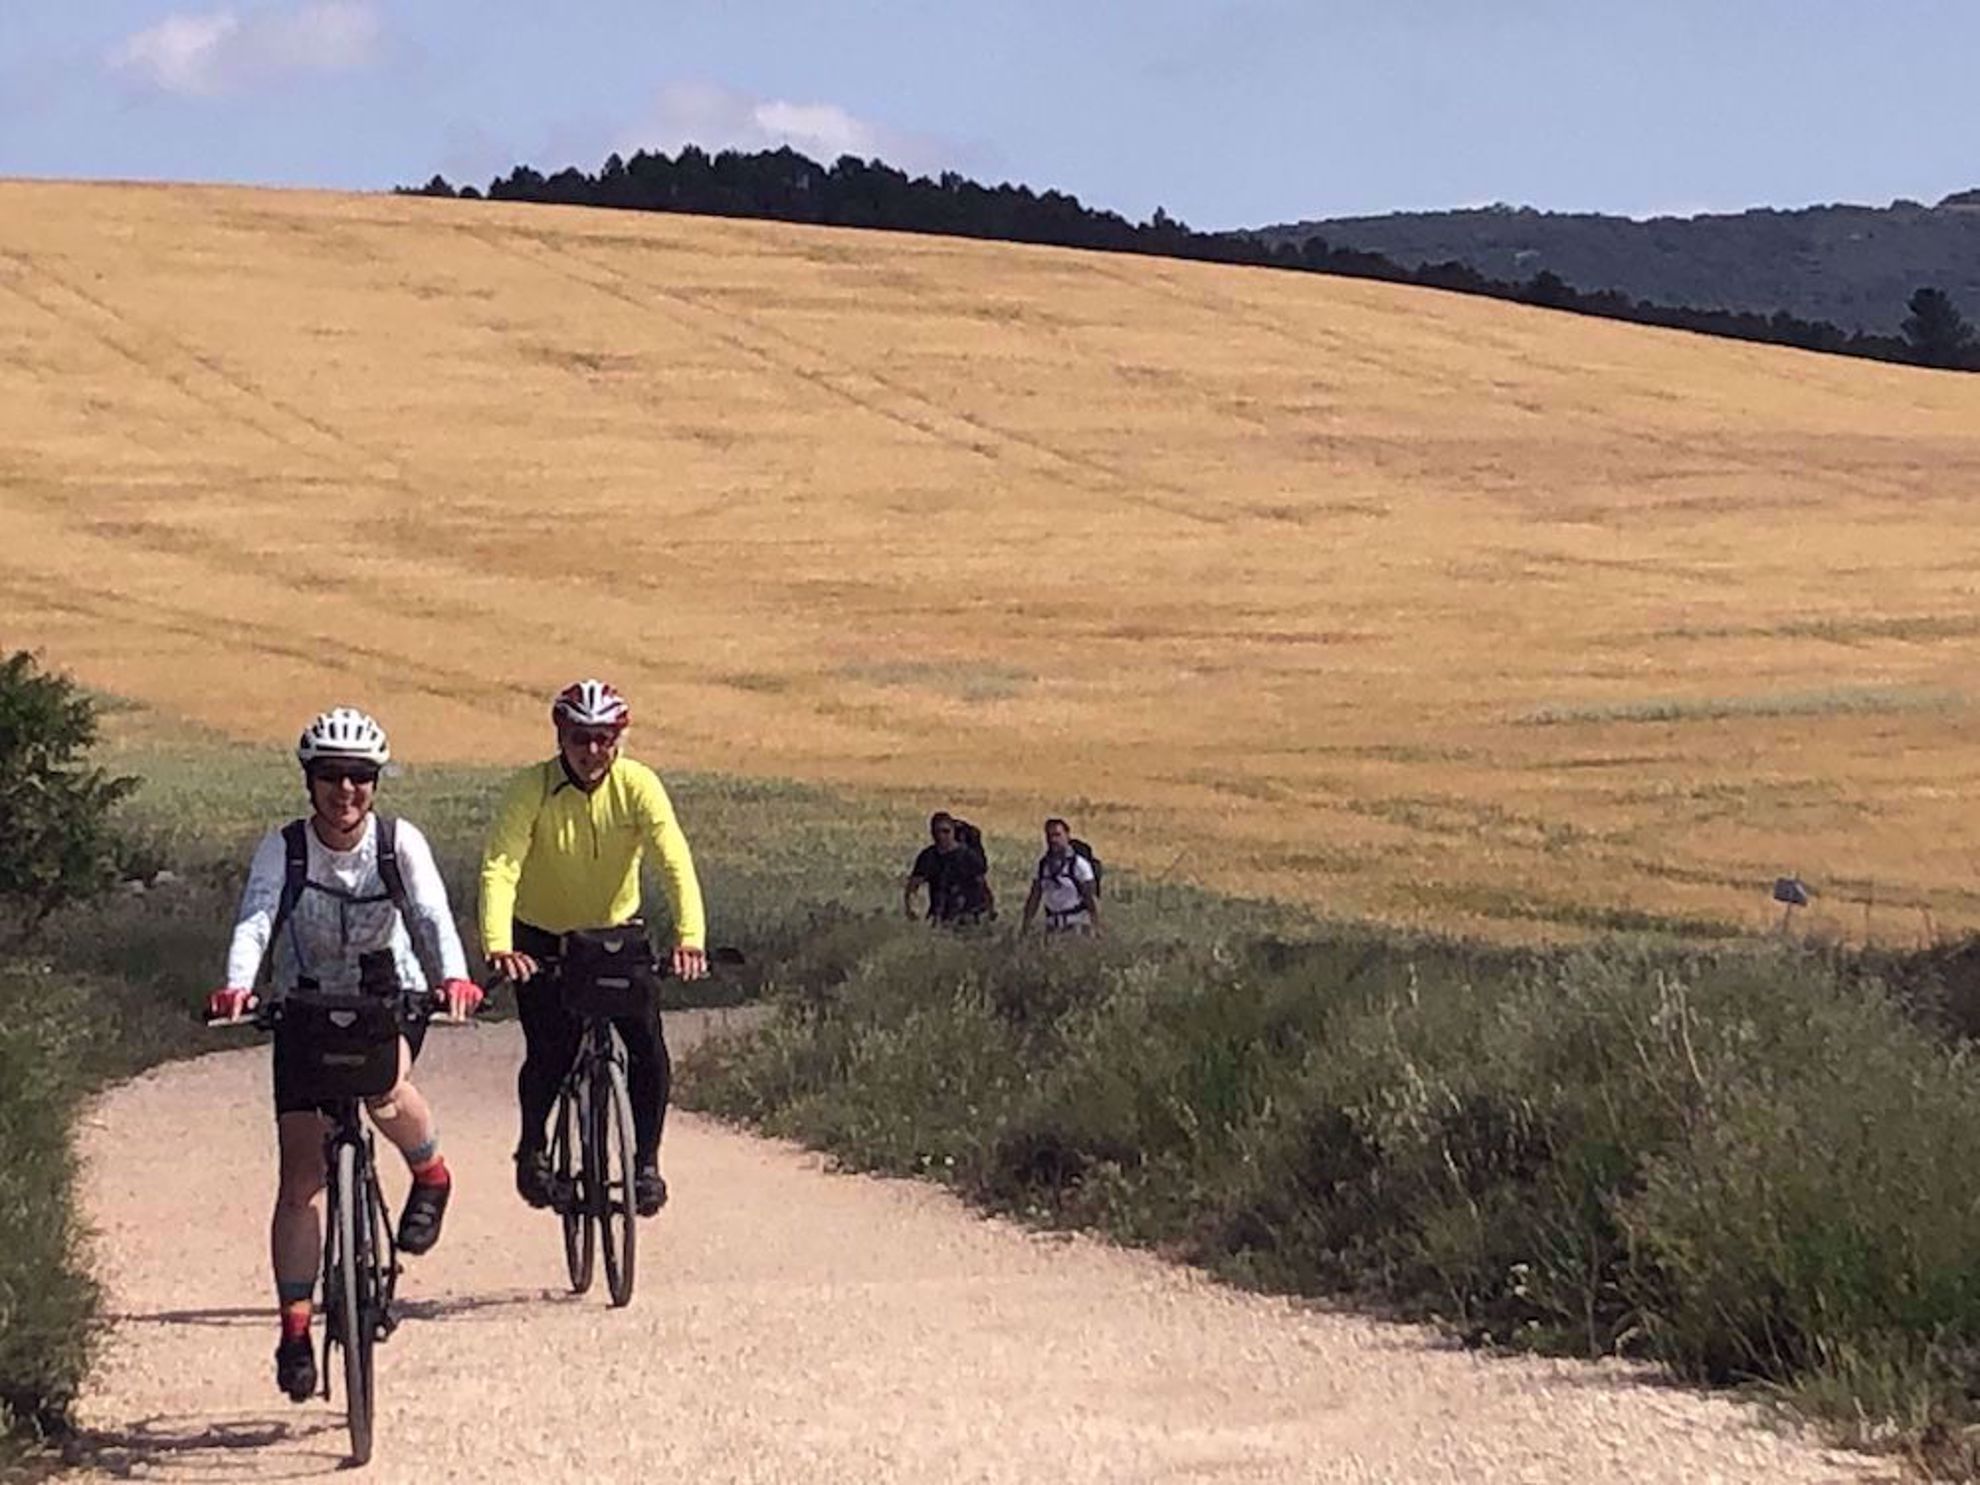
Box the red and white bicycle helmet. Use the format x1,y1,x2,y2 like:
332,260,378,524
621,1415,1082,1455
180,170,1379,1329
295,706,391,766
551,678,630,731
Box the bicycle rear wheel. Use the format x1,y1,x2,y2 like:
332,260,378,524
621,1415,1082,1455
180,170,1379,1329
552,1080,594,1294
594,1058,638,1307
333,1140,375,1466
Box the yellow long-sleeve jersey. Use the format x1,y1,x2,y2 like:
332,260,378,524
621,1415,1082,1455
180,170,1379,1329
479,755,706,953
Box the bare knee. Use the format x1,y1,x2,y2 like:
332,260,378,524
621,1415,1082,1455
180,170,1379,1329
364,1073,421,1123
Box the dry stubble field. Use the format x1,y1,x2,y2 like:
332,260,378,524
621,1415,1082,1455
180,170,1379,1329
4,179,1980,940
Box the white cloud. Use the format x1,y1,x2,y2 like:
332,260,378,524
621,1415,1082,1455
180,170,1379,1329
109,11,241,96
109,1,383,97
624,81,955,176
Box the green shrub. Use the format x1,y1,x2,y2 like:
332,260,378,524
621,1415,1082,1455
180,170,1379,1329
683,929,1980,1472
0,848,256,1458
0,655,138,936
0,972,97,1444
1620,977,1980,1461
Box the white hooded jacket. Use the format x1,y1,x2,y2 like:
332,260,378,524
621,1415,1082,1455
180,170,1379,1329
224,815,467,994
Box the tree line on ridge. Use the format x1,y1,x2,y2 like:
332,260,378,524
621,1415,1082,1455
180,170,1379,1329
402,147,1979,372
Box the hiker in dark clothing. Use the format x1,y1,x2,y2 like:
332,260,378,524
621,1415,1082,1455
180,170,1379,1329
904,811,993,926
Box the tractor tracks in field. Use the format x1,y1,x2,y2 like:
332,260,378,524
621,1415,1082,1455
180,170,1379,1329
457,224,1227,529
0,568,541,715
0,245,615,666
0,248,399,481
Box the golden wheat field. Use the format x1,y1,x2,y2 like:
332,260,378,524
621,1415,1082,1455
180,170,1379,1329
4,178,1980,940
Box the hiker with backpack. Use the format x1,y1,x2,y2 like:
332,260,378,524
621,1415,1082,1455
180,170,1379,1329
206,707,481,1402
1023,817,1103,936
905,810,994,926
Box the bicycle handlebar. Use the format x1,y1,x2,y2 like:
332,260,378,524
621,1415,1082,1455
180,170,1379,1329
205,987,477,1032
210,947,746,1028
478,945,745,994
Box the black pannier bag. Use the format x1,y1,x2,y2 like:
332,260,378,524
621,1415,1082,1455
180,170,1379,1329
275,991,406,1103
558,924,660,1020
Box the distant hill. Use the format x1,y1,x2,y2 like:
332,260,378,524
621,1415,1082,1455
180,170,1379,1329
1252,192,1980,335
408,149,1980,370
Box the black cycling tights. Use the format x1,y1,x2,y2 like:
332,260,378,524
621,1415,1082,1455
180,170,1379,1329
515,978,671,1167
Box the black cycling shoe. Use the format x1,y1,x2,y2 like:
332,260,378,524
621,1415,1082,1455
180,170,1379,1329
635,1164,668,1217
397,1179,450,1255
276,1334,317,1403
515,1148,554,1209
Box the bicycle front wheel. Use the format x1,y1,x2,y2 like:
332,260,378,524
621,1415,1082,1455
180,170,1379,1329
595,1059,638,1308
553,1079,594,1294
333,1140,375,1466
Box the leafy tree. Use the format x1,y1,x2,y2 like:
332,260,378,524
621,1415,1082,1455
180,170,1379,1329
0,653,138,935
1521,270,1574,309
1902,287,1976,369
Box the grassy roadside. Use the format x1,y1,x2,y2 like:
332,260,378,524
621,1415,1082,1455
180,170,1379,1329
11,715,1980,1478
682,911,1980,1478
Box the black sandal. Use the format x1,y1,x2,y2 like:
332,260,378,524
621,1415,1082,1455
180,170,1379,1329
397,1180,451,1255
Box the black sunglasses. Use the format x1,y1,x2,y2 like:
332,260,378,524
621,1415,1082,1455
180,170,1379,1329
310,764,381,787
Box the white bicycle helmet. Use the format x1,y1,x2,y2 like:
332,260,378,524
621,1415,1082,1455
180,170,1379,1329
295,706,391,766
551,678,631,730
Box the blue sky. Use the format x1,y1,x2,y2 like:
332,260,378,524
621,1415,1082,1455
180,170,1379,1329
3,1,1977,229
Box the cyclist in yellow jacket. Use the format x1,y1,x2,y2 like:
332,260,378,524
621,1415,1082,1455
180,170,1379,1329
480,679,706,1215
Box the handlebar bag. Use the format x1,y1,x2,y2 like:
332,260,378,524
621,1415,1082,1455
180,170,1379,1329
276,991,405,1102
557,925,659,1020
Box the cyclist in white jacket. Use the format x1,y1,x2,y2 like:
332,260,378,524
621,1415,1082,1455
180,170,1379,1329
208,708,482,1404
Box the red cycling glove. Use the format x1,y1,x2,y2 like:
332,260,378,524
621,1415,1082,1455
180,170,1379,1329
437,978,484,1017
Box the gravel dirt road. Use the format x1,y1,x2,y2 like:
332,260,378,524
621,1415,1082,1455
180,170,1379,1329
65,1014,1893,1483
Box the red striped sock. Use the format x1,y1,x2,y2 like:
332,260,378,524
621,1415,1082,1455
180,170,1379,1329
410,1153,450,1188
280,1300,312,1340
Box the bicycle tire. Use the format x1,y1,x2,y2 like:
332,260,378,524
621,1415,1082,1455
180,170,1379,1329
553,1080,594,1294
596,1058,638,1308
364,1152,397,1323
322,1159,343,1396
334,1139,375,1466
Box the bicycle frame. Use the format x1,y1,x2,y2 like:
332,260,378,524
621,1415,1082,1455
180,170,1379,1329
570,1015,625,1101
209,986,459,1467
317,1094,398,1465
542,962,641,1308
511,937,742,1306
320,1098,400,1356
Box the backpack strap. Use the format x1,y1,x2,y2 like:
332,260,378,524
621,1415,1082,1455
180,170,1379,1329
263,816,445,990
1038,848,1096,896
375,814,410,918
1070,839,1102,896
279,819,310,916
257,820,312,990
377,815,447,988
